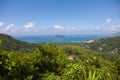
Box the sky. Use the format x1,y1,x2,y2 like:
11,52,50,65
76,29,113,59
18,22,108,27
0,0,120,36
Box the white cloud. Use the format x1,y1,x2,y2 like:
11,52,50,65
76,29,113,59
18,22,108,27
81,27,87,30
66,27,80,32
0,22,4,27
68,27,76,31
6,24,16,31
54,25,64,31
110,25,120,31
96,26,102,31
24,22,34,29
106,18,112,23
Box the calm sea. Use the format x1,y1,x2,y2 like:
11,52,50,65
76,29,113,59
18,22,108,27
15,35,109,43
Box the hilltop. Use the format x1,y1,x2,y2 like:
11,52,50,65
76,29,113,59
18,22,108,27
81,36,120,54
0,33,36,51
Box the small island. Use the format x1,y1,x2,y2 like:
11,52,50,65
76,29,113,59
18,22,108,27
51,34,65,38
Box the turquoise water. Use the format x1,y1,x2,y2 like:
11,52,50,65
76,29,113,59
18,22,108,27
15,35,109,43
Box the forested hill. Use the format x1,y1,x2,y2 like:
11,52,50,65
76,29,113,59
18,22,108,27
81,36,120,54
0,33,36,51
0,33,120,53
0,34,120,79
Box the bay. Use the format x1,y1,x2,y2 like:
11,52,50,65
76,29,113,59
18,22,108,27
15,35,109,43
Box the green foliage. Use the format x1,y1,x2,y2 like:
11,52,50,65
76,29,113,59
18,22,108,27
81,36,120,54
0,39,2,45
115,59,120,76
0,43,120,80
0,33,36,52
0,39,3,50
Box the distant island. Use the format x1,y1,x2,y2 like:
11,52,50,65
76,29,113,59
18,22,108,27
51,34,65,38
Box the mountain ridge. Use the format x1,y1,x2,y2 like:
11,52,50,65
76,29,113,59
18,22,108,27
0,33,36,51
81,36,120,54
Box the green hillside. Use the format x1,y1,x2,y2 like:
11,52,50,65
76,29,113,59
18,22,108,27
0,43,120,80
81,36,120,54
0,34,120,79
0,33,36,52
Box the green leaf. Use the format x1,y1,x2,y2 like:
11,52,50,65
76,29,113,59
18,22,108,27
0,62,2,64
11,61,16,66
0,39,2,45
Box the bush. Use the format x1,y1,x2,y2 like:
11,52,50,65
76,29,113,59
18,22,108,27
0,43,120,80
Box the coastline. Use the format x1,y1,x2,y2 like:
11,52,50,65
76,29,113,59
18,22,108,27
15,35,108,43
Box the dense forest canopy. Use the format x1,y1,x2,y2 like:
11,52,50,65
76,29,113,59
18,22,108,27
0,34,120,80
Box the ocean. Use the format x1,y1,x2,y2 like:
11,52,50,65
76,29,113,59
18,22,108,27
15,35,109,43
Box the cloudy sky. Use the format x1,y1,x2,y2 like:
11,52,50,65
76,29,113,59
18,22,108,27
0,0,120,35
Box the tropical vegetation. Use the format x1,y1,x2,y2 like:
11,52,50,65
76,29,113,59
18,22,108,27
0,34,120,80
